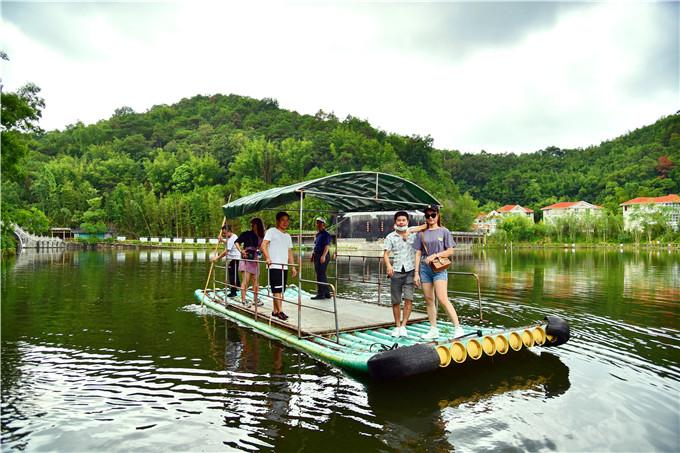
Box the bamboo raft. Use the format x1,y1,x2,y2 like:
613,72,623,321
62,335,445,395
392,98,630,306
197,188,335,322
194,286,569,380
195,172,570,380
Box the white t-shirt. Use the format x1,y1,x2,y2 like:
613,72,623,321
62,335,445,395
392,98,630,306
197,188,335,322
264,227,293,269
226,234,241,260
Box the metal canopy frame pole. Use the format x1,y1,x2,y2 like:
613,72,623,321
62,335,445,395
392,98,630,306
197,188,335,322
375,173,379,199
335,212,339,300
297,190,304,339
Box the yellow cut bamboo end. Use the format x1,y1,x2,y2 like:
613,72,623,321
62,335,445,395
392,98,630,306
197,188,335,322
466,338,483,360
495,334,509,354
450,341,467,363
436,345,452,367
509,331,523,351
482,335,497,356
532,326,547,345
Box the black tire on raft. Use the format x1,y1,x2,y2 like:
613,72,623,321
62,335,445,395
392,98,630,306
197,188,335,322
543,315,570,346
367,344,441,380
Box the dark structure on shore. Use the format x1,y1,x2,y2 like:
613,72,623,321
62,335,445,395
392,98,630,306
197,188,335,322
337,211,425,241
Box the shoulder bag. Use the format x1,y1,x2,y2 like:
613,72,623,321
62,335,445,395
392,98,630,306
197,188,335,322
420,232,451,272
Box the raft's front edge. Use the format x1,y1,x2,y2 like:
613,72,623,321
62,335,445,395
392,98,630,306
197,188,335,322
194,289,372,374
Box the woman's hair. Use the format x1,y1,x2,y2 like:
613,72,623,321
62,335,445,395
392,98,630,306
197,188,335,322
250,217,265,238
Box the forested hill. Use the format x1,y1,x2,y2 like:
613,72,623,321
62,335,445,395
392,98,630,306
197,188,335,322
3,91,679,241
452,113,680,213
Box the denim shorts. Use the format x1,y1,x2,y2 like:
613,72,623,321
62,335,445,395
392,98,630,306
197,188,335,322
419,263,448,284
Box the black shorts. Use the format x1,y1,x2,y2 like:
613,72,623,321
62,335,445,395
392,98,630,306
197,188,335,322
268,268,288,294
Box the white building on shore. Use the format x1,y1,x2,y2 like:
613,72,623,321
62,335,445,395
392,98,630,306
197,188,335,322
620,194,680,231
541,201,603,225
497,204,534,220
473,204,534,234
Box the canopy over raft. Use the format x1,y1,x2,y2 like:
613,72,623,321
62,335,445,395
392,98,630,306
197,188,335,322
221,171,441,218
198,172,570,380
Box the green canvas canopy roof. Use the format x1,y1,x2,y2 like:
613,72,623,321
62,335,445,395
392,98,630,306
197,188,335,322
222,172,440,218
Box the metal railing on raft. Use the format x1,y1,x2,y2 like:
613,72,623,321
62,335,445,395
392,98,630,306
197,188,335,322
209,256,341,343
333,254,387,306
335,254,485,321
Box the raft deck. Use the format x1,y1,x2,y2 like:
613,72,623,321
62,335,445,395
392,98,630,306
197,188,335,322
199,287,429,335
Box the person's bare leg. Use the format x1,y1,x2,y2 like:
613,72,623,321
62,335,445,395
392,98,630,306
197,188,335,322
392,304,401,327
253,278,259,303
401,300,413,327
422,282,437,328
273,293,282,313
241,272,250,304
434,280,460,326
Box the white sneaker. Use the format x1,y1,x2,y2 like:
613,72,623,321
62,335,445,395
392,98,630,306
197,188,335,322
390,327,402,337
454,326,465,338
399,326,409,337
421,328,439,340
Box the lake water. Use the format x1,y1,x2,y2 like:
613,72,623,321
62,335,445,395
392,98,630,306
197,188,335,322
2,248,678,452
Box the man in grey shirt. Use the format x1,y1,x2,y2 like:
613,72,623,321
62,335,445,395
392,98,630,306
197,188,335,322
383,211,425,337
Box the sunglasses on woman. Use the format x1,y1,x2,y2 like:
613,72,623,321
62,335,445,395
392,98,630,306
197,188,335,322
424,212,438,219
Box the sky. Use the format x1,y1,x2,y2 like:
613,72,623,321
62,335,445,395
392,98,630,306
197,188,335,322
1,1,678,153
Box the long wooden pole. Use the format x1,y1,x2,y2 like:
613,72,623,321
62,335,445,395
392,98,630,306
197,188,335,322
297,191,303,338
202,215,227,306
202,194,232,306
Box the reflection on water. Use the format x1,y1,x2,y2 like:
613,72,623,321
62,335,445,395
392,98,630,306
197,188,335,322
365,350,570,451
2,249,679,451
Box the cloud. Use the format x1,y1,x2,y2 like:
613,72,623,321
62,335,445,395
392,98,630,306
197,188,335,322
366,1,584,61
451,3,678,152
3,2,175,59
623,2,678,97
1,1,676,153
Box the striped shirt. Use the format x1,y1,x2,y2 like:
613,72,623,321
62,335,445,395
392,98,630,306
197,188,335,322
384,231,416,273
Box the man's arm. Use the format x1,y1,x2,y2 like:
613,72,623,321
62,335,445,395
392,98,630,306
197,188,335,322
383,249,394,277
288,248,297,277
320,232,331,262
211,249,227,262
320,243,330,263
408,223,427,233
261,239,271,266
413,250,422,287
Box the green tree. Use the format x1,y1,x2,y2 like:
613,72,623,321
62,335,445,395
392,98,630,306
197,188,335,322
498,215,535,242
1,82,44,182
80,197,107,234
442,192,479,231
12,207,49,235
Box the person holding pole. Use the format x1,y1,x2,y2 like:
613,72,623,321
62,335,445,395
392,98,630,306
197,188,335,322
212,225,241,297
262,211,298,321
310,217,332,300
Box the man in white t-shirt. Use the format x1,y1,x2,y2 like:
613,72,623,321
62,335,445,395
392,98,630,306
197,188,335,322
262,211,298,321
212,225,241,297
